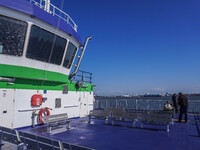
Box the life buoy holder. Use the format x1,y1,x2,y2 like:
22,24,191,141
38,107,50,124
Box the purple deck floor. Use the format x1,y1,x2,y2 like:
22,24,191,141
18,114,200,150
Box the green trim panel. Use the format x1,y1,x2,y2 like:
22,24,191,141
0,64,94,92
0,64,68,83
0,79,93,92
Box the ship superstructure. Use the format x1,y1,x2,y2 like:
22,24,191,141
0,0,94,128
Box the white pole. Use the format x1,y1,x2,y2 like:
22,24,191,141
44,0,50,13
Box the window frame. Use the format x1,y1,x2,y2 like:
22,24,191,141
0,14,28,57
62,41,78,69
26,24,68,66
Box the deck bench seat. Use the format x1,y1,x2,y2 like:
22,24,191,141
44,113,70,134
112,112,138,127
140,113,172,131
111,109,138,127
88,110,110,124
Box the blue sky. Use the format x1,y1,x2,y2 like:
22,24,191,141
53,0,200,96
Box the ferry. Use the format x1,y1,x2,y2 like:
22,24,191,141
0,0,200,150
0,0,94,129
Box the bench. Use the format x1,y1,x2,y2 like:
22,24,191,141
110,108,124,125
44,113,70,134
149,110,174,124
88,110,110,124
111,109,138,127
140,113,172,131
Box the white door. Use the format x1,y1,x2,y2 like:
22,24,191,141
79,92,88,117
0,89,15,128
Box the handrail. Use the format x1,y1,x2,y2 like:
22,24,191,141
94,99,200,113
69,36,92,79
29,0,78,32
71,70,93,84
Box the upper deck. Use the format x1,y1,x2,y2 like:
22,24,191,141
0,0,81,44
0,0,90,84
5,113,198,150
30,0,78,32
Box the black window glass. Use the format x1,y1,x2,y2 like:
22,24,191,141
0,15,27,56
50,36,66,65
26,25,66,65
63,42,77,69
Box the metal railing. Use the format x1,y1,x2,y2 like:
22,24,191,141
71,70,92,84
94,99,200,113
29,0,78,32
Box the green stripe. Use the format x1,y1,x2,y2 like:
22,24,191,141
0,64,68,83
0,64,94,92
0,78,93,92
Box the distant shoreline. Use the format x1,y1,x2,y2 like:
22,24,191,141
95,95,200,101
95,93,200,98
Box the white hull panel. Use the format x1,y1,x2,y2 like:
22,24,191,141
0,89,94,128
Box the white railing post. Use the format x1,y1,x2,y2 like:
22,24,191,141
53,6,55,16
136,100,138,110
159,100,162,110
74,24,78,32
40,0,42,8
30,0,78,32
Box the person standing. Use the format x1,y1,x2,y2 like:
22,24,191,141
172,93,178,113
178,92,188,123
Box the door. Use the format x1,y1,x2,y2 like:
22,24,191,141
79,92,88,117
0,89,15,128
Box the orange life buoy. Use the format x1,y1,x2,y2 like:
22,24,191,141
38,107,50,124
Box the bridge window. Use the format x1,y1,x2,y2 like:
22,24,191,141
0,15,27,56
26,25,66,65
63,42,77,69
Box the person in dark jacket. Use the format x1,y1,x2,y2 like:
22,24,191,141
178,92,188,123
172,93,178,113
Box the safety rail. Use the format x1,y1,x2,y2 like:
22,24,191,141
71,70,92,84
194,112,200,137
0,126,93,150
29,0,78,32
94,98,200,113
